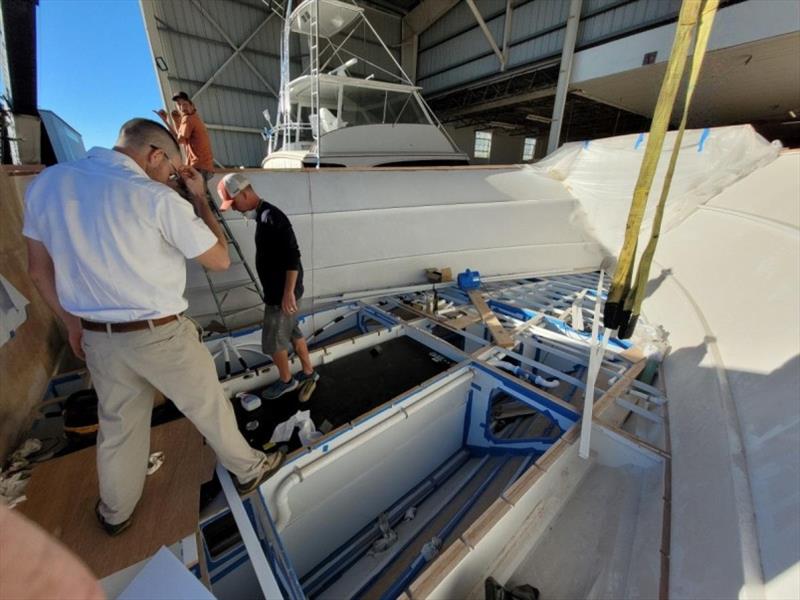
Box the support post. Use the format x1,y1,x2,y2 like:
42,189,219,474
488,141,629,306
579,269,605,459
547,0,582,154
401,20,419,83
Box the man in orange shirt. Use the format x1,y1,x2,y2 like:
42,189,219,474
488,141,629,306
155,91,214,180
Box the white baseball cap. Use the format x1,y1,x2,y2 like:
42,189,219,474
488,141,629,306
216,173,252,211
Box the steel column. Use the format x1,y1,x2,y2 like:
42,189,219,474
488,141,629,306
547,0,582,154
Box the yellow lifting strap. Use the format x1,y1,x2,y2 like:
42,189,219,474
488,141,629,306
603,0,719,336
619,0,720,338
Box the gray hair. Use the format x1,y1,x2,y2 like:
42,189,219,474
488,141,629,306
116,118,180,156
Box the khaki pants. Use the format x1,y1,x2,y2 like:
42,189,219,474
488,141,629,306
83,317,266,525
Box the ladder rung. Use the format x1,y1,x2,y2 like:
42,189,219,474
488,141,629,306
194,280,261,294
188,304,263,321
218,304,264,318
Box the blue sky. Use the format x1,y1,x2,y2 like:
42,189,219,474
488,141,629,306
37,0,162,149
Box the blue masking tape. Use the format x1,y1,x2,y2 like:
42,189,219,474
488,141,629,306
698,128,710,152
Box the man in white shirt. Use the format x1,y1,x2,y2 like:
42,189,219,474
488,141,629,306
23,119,283,535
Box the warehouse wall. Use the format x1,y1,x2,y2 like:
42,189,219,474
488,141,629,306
418,0,683,96
446,125,546,165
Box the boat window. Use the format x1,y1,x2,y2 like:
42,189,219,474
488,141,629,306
336,88,429,127
474,131,492,159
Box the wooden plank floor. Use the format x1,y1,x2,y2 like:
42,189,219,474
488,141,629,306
19,418,205,579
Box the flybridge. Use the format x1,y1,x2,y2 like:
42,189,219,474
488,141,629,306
262,0,467,168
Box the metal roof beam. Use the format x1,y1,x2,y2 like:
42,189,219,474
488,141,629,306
403,0,459,36
192,13,275,102
442,86,556,119
206,123,263,134
465,0,505,70
154,18,285,63
167,75,272,99
501,0,514,69
360,0,406,18
140,1,175,116
189,0,277,97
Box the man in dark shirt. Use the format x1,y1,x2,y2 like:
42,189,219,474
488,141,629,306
217,173,318,400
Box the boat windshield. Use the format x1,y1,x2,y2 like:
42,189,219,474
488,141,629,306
275,76,432,146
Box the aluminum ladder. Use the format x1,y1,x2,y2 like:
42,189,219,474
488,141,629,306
199,198,264,334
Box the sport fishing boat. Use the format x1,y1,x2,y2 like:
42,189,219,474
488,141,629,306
261,0,467,169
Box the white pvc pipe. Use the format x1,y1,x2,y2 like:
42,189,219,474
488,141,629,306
579,270,607,459
271,370,473,528
489,358,560,389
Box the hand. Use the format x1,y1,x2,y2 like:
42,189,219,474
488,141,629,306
179,165,206,199
67,324,85,361
281,291,297,316
153,109,168,121
171,109,181,122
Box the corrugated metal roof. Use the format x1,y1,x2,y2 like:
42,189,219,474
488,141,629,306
417,0,684,96
140,0,402,167
419,0,507,51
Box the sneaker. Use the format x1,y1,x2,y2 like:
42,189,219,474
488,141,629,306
235,451,285,495
95,499,132,536
296,371,320,403
261,378,298,400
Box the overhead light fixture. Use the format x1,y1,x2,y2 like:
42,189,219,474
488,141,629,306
789,109,797,119
487,121,517,130
526,114,551,124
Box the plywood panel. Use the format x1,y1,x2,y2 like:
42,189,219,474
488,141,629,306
0,169,64,461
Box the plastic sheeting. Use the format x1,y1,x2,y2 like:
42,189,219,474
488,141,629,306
531,125,781,255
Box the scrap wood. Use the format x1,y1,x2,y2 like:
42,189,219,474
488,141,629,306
466,290,515,348
446,313,481,330
593,358,648,417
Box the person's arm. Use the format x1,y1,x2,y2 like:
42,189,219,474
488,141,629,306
26,238,85,360
282,270,299,315
177,114,194,145
180,166,230,271
0,505,105,600
153,109,179,138
278,214,302,315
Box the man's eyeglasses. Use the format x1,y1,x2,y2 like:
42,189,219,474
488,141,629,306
150,144,180,181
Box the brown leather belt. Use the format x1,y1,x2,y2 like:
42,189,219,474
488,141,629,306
80,315,179,333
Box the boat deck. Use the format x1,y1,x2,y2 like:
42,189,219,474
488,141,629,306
231,336,454,453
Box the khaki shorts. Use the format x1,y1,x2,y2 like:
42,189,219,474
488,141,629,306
261,305,303,355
